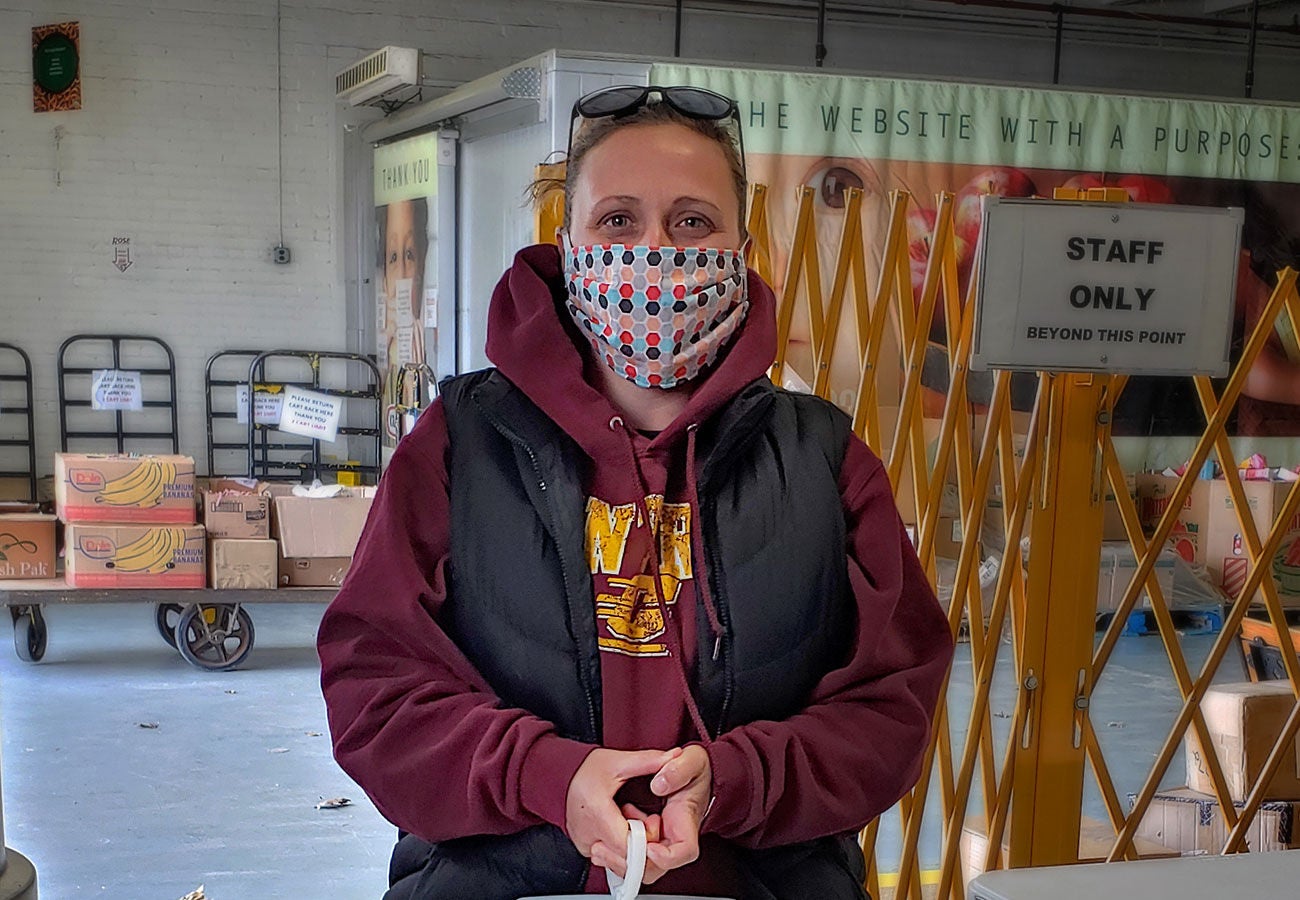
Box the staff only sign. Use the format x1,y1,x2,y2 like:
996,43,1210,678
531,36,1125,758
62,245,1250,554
972,198,1243,375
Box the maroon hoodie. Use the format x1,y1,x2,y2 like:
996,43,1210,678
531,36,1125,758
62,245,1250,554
318,244,952,894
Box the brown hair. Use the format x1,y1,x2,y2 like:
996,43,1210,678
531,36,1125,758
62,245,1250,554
530,101,747,237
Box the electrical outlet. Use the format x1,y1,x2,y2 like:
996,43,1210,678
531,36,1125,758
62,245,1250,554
272,245,291,265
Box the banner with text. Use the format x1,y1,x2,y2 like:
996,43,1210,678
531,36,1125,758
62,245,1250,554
374,132,439,444
653,62,1300,436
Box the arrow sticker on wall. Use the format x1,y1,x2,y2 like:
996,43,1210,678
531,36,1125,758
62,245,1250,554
112,236,132,272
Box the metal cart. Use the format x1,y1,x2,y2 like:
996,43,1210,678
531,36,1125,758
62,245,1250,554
243,349,383,485
206,348,382,484
1,579,335,670
0,343,38,503
58,334,179,454
11,341,378,671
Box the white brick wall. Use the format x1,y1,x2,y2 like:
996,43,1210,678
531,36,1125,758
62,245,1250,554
2,0,1296,474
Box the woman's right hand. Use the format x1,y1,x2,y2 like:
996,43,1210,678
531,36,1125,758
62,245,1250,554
565,747,680,878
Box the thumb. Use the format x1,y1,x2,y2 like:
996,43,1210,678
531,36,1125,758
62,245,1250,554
651,749,701,797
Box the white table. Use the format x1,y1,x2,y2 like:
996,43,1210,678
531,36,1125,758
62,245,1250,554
970,849,1300,899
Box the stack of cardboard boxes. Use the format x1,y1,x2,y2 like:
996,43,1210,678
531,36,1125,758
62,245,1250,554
271,489,373,586
1132,681,1300,854
35,455,374,590
54,453,206,588
1137,474,1300,605
200,480,375,589
202,481,277,589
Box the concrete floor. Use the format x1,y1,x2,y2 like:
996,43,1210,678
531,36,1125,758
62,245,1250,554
0,603,392,899
0,604,1253,899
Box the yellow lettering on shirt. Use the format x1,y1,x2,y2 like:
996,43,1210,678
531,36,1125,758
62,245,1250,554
585,498,636,574
585,493,695,658
595,573,681,657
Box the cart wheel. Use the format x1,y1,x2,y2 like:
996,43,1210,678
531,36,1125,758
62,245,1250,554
174,604,255,671
155,603,184,649
13,608,47,663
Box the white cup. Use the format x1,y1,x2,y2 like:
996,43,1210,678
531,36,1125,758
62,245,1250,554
606,818,646,900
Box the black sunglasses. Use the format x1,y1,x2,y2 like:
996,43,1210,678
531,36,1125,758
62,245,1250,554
567,84,746,175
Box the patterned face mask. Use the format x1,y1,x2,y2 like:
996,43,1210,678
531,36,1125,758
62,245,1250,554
562,242,749,389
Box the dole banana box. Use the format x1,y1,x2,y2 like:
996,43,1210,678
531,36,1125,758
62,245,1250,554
64,524,206,588
55,454,196,524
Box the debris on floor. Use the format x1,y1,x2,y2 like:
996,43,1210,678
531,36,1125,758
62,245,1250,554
306,731,322,737
224,690,237,695
178,886,206,900
138,722,159,730
315,797,352,810
1108,721,1126,728
268,747,289,753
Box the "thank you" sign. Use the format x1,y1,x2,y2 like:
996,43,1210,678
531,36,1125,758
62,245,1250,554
972,198,1242,375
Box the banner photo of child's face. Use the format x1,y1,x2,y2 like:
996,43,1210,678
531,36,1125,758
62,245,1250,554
376,197,430,373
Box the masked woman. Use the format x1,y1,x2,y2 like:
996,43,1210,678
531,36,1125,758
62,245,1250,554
318,85,952,900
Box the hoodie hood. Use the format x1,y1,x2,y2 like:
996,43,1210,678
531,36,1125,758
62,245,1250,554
485,243,777,461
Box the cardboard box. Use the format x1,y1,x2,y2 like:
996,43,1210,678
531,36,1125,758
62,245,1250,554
1129,786,1300,854
1102,473,1138,542
960,814,1175,884
1136,474,1211,566
208,538,278,590
64,524,206,588
0,478,35,503
1186,681,1300,802
202,490,271,539
936,514,983,561
272,494,372,559
1096,541,1177,613
278,556,351,587
1205,480,1300,601
0,512,57,579
55,454,196,524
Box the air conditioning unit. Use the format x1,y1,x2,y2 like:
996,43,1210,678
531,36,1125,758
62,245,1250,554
335,46,420,107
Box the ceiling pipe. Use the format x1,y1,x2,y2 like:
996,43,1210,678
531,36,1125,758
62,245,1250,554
816,0,829,66
1052,5,1064,84
1245,0,1261,95
687,0,1300,37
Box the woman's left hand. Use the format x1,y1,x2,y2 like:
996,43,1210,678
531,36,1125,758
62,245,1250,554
642,745,712,879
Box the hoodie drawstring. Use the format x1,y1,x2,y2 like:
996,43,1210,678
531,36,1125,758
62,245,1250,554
685,424,726,651
611,419,721,745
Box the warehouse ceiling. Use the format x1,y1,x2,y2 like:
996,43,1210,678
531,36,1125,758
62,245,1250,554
672,0,1300,40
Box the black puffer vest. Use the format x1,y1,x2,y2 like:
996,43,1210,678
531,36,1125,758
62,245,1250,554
386,370,869,900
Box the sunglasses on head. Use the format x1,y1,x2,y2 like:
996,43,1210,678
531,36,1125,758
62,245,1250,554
567,84,745,172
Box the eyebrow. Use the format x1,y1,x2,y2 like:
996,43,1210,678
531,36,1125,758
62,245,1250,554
591,195,724,210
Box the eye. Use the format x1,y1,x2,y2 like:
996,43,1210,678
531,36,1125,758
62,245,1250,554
601,213,633,230
405,247,416,262
388,251,398,265
802,160,879,211
677,215,712,231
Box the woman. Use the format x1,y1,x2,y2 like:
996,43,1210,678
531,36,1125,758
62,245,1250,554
318,85,952,900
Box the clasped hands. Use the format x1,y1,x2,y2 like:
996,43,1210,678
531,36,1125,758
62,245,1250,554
564,745,712,884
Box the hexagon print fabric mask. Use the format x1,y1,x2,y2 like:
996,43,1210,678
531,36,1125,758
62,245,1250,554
562,243,750,389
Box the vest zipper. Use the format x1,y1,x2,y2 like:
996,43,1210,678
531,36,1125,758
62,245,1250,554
473,399,601,747
702,497,734,737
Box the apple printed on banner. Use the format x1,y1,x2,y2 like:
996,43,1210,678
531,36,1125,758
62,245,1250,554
953,167,1038,252
907,206,972,314
906,167,1035,339
1117,175,1176,205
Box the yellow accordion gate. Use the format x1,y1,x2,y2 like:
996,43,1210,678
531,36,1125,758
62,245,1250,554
745,182,1300,899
